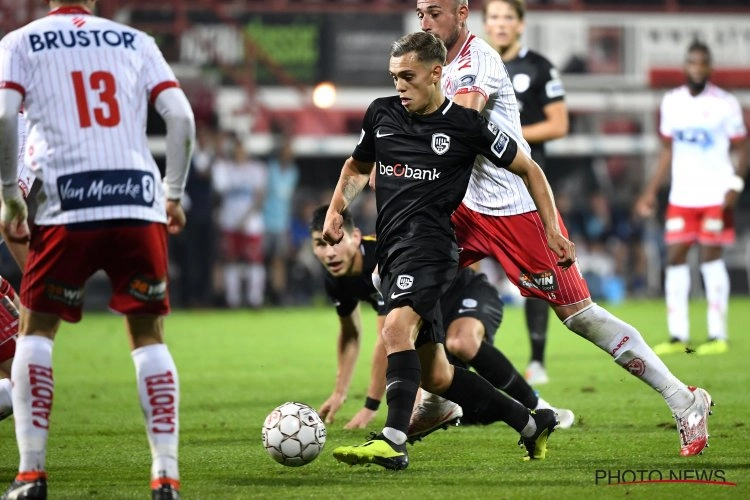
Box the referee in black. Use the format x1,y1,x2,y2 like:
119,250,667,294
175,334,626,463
323,31,572,471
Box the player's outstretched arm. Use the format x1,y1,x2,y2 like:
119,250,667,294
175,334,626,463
319,306,364,425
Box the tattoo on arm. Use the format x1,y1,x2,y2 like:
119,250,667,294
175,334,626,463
341,175,362,204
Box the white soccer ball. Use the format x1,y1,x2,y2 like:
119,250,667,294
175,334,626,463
262,401,327,467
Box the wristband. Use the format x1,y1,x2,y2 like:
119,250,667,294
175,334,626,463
728,174,745,193
364,397,380,411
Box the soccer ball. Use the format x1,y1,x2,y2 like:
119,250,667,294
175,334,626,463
262,401,327,466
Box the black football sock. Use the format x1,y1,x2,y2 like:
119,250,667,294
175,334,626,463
439,366,529,433
469,342,538,409
384,349,421,435
525,297,549,363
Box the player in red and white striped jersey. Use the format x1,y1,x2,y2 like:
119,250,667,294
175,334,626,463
0,1,195,499
413,0,712,457
636,40,749,356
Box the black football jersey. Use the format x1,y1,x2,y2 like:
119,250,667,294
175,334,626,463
352,96,518,264
324,237,384,316
503,48,565,166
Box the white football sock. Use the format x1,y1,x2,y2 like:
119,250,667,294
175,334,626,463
665,264,691,341
132,344,180,481
11,335,54,473
564,304,693,413
520,414,537,438
700,259,729,341
246,263,266,308
0,377,13,419
223,264,242,308
382,427,407,445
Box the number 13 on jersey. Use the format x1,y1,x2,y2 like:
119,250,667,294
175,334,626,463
71,70,121,128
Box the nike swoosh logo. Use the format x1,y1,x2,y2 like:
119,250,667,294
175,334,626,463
457,308,476,314
390,291,412,299
7,483,38,497
376,130,394,138
386,381,400,391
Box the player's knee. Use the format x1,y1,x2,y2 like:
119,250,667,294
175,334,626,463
420,363,453,394
445,334,476,362
445,321,483,361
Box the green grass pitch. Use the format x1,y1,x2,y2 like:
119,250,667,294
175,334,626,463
0,298,747,499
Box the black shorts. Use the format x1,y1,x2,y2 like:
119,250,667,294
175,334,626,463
442,270,504,346
442,270,504,368
380,249,457,348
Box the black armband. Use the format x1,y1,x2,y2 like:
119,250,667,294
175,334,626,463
364,397,380,411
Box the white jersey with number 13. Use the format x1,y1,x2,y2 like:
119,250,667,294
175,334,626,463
0,8,179,224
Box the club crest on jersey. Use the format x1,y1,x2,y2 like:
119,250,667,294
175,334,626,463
431,133,450,155
512,73,531,93
396,274,414,290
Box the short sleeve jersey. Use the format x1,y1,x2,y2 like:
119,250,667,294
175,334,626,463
441,33,533,216
0,6,180,224
503,47,565,167
324,237,385,317
659,83,747,207
352,96,518,264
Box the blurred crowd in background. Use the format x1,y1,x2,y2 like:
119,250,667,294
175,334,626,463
1,0,748,309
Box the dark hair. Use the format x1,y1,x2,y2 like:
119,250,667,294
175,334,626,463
483,0,525,20
309,205,354,233
687,39,711,63
390,32,447,66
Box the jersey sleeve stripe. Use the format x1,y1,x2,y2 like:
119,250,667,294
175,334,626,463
0,81,25,99
149,81,180,104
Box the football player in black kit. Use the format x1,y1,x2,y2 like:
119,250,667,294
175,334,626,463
322,31,575,470
483,0,569,385
309,205,573,437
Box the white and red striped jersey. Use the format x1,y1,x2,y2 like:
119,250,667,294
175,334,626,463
660,83,747,207
442,32,533,216
0,6,180,224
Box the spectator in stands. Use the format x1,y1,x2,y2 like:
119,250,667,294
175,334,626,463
263,133,299,306
635,40,749,356
181,123,218,308
213,133,268,308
